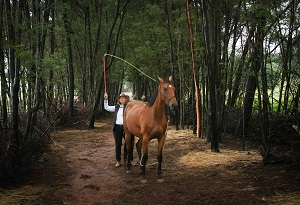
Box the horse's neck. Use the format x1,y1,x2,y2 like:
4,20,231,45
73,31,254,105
151,93,165,117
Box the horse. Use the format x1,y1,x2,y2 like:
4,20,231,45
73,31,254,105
123,76,178,182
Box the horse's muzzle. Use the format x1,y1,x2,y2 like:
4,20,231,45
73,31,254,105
169,101,178,111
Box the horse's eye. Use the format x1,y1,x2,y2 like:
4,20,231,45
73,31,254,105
163,87,168,92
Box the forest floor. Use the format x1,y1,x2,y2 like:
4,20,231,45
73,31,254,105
1,117,300,205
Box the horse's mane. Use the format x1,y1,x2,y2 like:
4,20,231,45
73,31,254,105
147,78,172,107
147,87,158,107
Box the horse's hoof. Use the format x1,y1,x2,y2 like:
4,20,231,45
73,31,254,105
157,178,164,183
126,170,131,174
140,179,147,184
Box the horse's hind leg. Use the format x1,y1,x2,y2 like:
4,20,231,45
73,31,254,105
124,133,133,172
123,143,127,166
124,134,134,164
140,138,149,181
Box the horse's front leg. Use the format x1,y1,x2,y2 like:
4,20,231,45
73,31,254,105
157,134,166,182
157,151,163,177
124,133,133,173
140,138,149,182
136,138,142,162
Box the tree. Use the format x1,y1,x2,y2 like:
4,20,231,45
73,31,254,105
0,0,8,126
186,0,201,137
5,0,20,145
62,0,75,117
1,0,300,180
89,0,130,129
196,0,223,151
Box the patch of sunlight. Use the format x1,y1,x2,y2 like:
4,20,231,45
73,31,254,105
167,129,195,139
0,185,48,205
242,185,257,191
178,149,262,167
54,129,94,138
94,122,107,128
267,192,300,205
52,122,107,138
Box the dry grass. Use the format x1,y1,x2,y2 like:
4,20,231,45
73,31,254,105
267,192,300,205
0,185,48,205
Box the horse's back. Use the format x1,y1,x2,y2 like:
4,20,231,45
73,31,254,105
126,100,146,113
124,100,147,136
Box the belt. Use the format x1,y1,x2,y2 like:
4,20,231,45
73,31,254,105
115,124,123,128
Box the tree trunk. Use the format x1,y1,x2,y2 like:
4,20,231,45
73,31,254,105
229,27,255,107
164,1,179,130
199,0,220,151
258,25,269,164
6,0,19,145
89,0,130,129
186,0,201,137
0,0,8,125
260,61,270,164
62,2,74,117
235,15,265,139
283,1,295,114
48,2,55,115
91,4,102,103
226,1,241,107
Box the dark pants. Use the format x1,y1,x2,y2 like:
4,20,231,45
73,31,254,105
113,124,134,162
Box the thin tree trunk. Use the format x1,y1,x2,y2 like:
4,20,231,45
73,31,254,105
283,0,295,114
89,0,130,128
87,7,94,102
0,0,8,125
5,0,19,145
276,21,290,114
230,26,255,107
91,4,102,104
24,0,43,140
62,2,74,117
48,2,55,114
186,0,201,137
199,0,219,151
226,1,241,106
164,1,179,130
235,14,265,139
260,56,270,165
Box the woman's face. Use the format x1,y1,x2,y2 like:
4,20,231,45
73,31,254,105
119,96,126,104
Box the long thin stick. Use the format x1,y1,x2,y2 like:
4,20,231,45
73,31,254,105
104,53,157,82
103,55,107,93
186,0,201,138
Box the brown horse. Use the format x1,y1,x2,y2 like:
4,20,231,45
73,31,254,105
123,76,178,182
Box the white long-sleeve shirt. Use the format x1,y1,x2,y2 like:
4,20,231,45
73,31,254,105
104,100,124,125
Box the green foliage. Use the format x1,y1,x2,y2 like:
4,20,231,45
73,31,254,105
1,0,300,128
123,2,180,83
42,52,67,83
16,49,34,69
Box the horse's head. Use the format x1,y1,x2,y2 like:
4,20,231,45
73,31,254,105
158,76,178,110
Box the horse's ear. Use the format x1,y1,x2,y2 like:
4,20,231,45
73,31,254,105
158,77,164,84
169,76,173,82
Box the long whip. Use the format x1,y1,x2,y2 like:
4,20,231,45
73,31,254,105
103,54,157,91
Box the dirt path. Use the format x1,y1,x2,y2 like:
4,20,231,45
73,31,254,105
4,118,299,205
44,119,130,204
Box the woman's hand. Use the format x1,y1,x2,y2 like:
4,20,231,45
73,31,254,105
104,93,108,100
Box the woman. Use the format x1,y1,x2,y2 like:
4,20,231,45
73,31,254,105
104,92,134,167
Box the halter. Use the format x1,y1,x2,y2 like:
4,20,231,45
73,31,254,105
159,84,176,105
166,95,176,103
